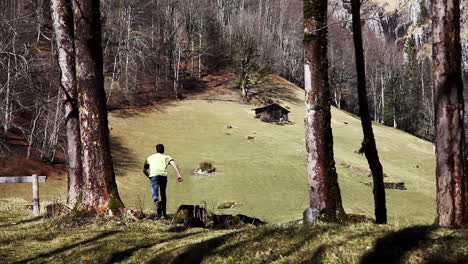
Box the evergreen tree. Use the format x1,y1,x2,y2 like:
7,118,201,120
401,36,424,136
417,0,428,25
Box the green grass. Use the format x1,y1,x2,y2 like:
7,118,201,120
0,198,466,264
0,79,437,224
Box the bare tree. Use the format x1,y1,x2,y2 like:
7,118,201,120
73,0,124,215
51,0,83,207
432,0,467,227
350,0,387,224
304,0,344,218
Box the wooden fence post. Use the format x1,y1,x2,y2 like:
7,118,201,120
32,174,40,216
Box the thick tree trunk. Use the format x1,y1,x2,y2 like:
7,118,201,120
73,0,124,215
304,0,344,217
432,0,467,227
350,0,387,224
51,0,82,207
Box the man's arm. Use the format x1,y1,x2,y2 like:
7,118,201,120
143,162,150,178
169,160,183,182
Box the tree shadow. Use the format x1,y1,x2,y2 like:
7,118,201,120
166,225,190,233
148,231,241,264
360,225,435,264
105,231,204,264
149,224,333,264
16,230,121,264
110,136,141,177
298,229,381,264
0,216,43,228
301,244,328,264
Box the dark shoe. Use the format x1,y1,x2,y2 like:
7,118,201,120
160,214,169,220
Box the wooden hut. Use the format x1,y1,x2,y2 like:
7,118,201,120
252,103,290,123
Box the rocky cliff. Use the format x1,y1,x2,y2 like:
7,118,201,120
331,0,468,72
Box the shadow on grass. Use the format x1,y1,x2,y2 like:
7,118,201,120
149,225,333,264
360,225,435,264
302,244,327,264
16,230,121,264
110,136,141,177
166,225,190,233
148,231,240,264
0,216,43,228
105,231,204,264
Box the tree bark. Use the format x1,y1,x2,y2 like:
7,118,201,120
51,0,83,208
304,0,345,217
432,0,467,227
73,0,124,215
350,0,387,224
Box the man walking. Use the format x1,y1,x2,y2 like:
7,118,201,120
143,144,183,218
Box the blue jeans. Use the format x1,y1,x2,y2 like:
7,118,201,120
150,176,167,216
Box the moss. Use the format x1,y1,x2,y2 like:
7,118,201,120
108,184,125,213
63,1,74,31
313,104,330,112
71,197,83,218
108,194,124,213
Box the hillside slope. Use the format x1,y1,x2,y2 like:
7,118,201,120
0,75,437,224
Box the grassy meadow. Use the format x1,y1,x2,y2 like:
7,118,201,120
0,76,437,224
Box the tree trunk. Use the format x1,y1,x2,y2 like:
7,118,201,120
51,0,83,207
73,0,124,215
350,0,387,224
432,0,467,227
304,0,345,218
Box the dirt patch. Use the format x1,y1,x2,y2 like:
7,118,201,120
0,153,64,177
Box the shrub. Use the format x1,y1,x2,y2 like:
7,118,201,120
199,161,214,172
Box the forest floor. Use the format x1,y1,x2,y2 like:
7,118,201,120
0,73,437,224
0,198,466,264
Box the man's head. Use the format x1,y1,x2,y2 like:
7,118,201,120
156,144,165,154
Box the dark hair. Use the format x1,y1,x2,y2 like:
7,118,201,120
156,144,165,154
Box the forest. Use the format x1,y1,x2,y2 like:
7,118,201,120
1,0,466,163
0,0,466,263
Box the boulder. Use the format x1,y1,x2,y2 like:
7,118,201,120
303,208,321,224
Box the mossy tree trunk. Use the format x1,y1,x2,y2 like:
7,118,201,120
432,0,467,227
72,0,124,215
51,0,82,208
304,0,345,218
350,0,387,224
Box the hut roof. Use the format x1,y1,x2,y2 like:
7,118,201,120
252,103,290,113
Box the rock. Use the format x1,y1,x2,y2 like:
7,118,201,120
246,136,255,140
193,168,216,176
303,208,321,224
280,219,303,226
217,201,236,209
